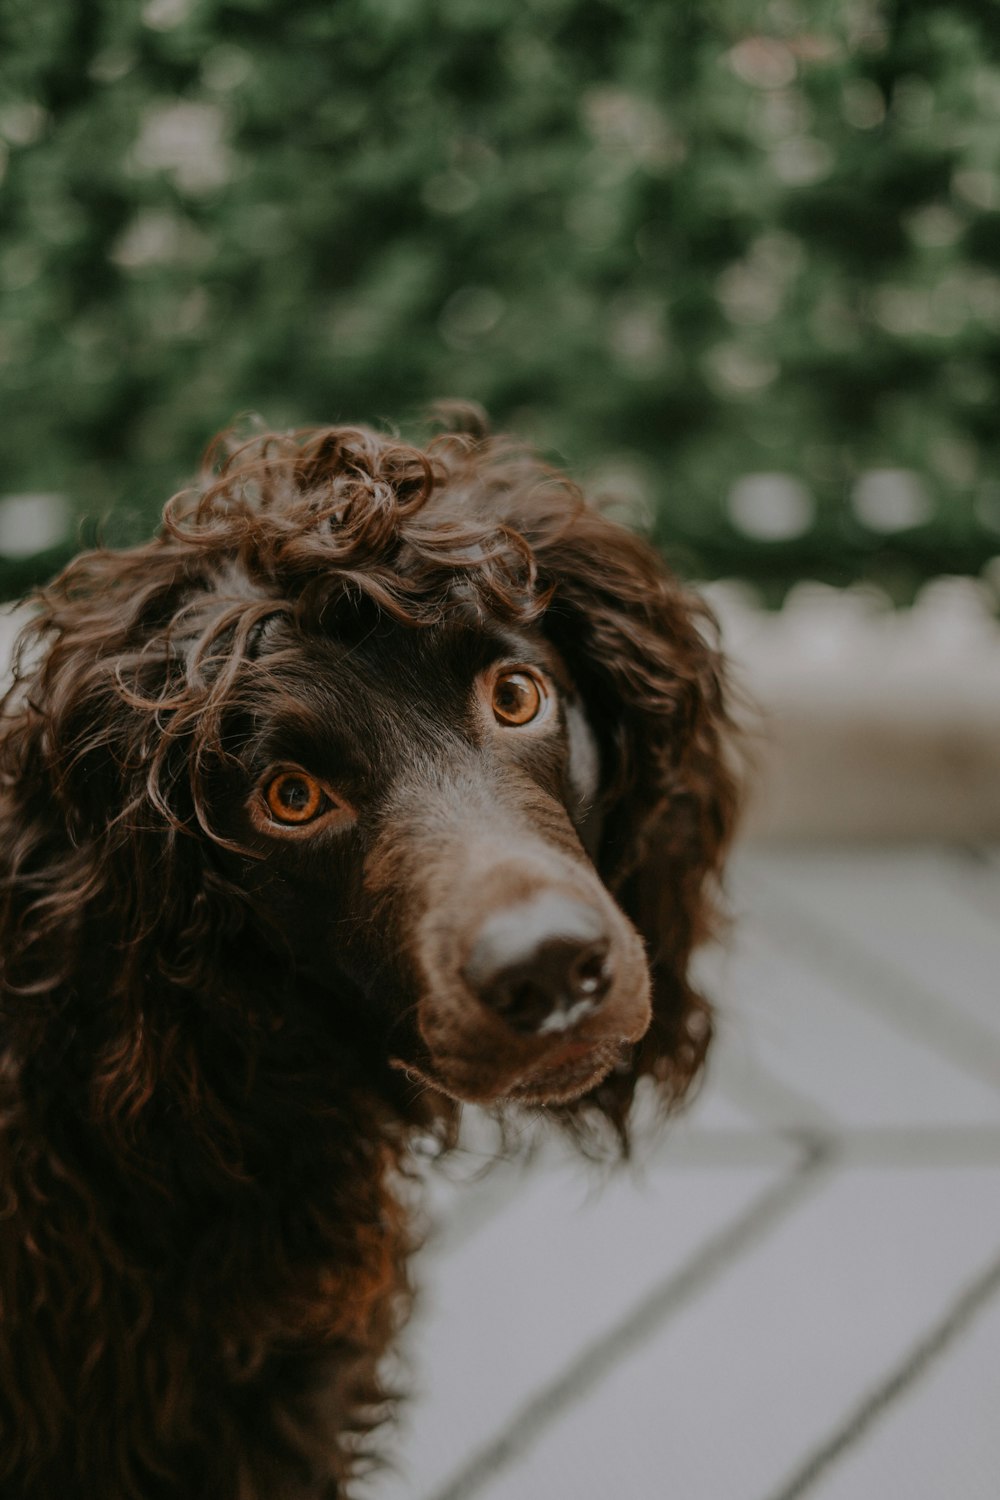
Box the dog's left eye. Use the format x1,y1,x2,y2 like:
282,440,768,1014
264,771,328,825
492,669,546,726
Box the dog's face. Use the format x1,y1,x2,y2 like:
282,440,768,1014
218,608,652,1106
4,424,735,1139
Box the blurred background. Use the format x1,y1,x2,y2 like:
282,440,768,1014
3,0,1000,837
3,6,1000,1499
3,0,1000,598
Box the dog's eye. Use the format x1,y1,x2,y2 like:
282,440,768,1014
492,670,545,726
264,771,327,825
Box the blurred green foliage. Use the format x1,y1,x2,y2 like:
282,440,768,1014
2,0,1000,600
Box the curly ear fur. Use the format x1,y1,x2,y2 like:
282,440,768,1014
0,552,267,1136
523,511,740,1139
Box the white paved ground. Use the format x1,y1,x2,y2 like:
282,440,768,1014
371,846,1000,1500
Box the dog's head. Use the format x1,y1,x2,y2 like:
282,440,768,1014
216,598,654,1111
1,419,738,1138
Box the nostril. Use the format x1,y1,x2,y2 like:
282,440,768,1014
571,948,611,1000
493,977,554,1034
462,895,614,1035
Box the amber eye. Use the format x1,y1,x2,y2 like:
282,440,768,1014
264,771,327,825
492,669,545,726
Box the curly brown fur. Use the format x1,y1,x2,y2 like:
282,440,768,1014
0,413,738,1498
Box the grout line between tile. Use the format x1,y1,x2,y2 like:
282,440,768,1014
746,875,1000,1094
419,1142,834,1500
944,845,1000,923
659,1125,1000,1169
836,1125,1000,1167
759,1240,1000,1500
961,843,1000,876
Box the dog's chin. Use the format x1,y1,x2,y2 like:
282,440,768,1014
395,1037,631,1108
502,1038,628,1105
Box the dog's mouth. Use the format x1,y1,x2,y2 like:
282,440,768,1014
391,1029,637,1108
504,1036,631,1104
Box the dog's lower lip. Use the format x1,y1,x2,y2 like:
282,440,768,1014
509,1037,625,1095
544,1037,598,1065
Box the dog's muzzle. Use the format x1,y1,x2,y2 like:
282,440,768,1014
462,892,612,1036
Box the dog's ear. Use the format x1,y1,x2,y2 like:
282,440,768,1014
532,508,740,1138
0,549,271,1137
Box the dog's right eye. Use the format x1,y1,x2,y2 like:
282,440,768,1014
492,669,546,726
264,771,328,825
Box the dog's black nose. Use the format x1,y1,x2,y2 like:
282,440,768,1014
463,894,613,1035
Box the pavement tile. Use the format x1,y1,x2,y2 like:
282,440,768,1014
707,924,1000,1129
804,1263,1000,1500
470,1164,1000,1500
741,849,1000,1050
374,1151,792,1499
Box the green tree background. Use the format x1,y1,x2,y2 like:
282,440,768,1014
2,0,999,600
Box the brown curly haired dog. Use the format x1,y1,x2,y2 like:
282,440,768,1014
0,415,737,1498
